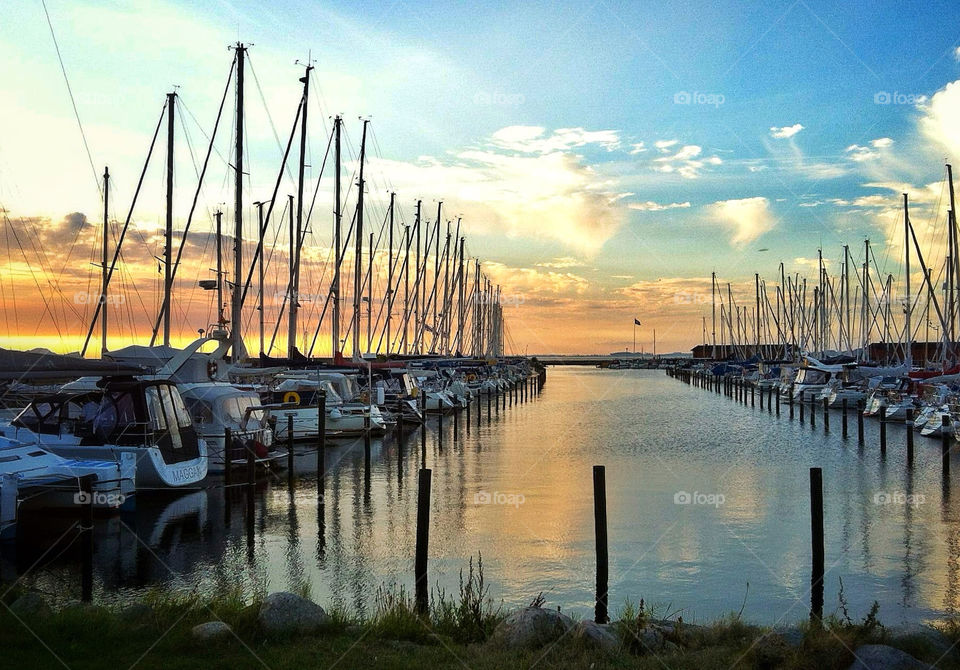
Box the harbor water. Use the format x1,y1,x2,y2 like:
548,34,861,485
3,367,959,626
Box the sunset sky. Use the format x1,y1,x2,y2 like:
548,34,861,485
3,0,960,355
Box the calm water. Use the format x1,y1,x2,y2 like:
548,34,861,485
5,367,960,626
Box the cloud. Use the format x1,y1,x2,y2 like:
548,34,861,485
844,137,895,162
652,144,722,178
955,46,960,62
770,123,804,139
536,257,585,269
628,200,691,211
629,142,646,154
654,139,678,152
483,261,589,302
705,197,775,246
490,126,621,153
919,80,960,159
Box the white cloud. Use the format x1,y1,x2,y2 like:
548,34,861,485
770,123,804,139
844,137,894,162
490,126,621,153
654,139,678,152
919,80,960,159
629,142,646,154
536,257,585,269
628,200,691,211
954,46,960,62
652,144,722,179
705,197,775,246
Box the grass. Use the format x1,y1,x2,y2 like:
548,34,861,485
2,569,960,669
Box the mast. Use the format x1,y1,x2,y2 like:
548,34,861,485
331,115,342,359
386,192,395,356
367,231,373,353
433,203,442,338
402,224,411,354
352,120,369,359
413,200,421,354
289,62,312,358
948,164,957,360
162,91,176,346
255,201,265,356
456,236,465,354
711,271,716,358
904,193,912,368
843,245,850,353
231,43,246,361
101,166,109,355
754,272,760,356
215,209,224,327
287,194,295,355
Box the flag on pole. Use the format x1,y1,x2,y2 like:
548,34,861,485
634,318,642,326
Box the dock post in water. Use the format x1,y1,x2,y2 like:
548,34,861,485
287,414,295,481
593,465,609,624
880,406,887,453
842,399,848,438
775,389,780,415
438,406,444,449
760,386,764,410
822,397,829,433
857,399,865,444
906,408,914,465
942,415,951,476
809,467,825,625
317,391,327,487
415,468,432,616
767,387,772,413
751,383,755,408
224,427,232,489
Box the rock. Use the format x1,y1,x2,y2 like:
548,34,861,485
753,632,791,668
573,620,619,652
258,591,329,635
8,592,50,618
490,606,575,649
192,621,233,640
847,644,927,670
887,623,958,661
637,626,665,652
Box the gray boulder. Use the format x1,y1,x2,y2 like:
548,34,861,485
847,644,927,670
490,606,575,649
192,621,233,640
573,620,619,652
8,592,50,618
258,591,329,635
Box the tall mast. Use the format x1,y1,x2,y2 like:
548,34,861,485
843,245,850,353
948,163,957,359
289,62,312,358
255,201,265,355
711,271,716,358
352,120,369,359
403,224,411,354
231,43,246,361
456,236,465,354
433,203,441,336
413,200,421,354
331,115,342,358
367,231,373,353
101,166,109,355
386,192,395,356
287,194,295,355
215,209,224,327
904,193,912,368
754,272,760,355
162,91,176,346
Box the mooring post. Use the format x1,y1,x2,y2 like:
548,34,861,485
317,391,327,486
809,467,825,626
287,414,295,481
767,387,772,413
880,406,887,453
420,391,428,452
593,465,609,624
857,399,865,444
775,388,780,415
80,474,94,602
751,383,755,408
942,414,951,476
487,389,492,417
842,399,848,438
224,427,232,489
415,468,432,616
906,408,914,465
789,390,794,420
760,386,764,410
823,397,829,433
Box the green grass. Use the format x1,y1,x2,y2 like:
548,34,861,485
3,569,960,669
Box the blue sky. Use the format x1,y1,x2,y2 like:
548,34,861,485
3,0,960,352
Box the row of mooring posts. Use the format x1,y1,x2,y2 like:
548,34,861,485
668,368,954,477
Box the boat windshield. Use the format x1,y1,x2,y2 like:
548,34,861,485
797,369,828,385
219,394,265,428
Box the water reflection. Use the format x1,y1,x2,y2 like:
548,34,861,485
3,368,960,625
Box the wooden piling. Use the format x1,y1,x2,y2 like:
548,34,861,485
942,414,951,475
880,406,887,453
857,399,865,444
224,427,232,489
776,389,780,416
822,397,829,433
317,391,327,486
906,408,914,465
415,468,432,615
809,467,825,625
593,465,609,624
842,399,848,438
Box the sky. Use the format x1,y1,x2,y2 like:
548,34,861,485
2,0,960,355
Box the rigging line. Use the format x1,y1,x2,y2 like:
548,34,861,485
150,58,234,345
40,0,101,199
3,219,18,338
81,102,166,357
18,212,85,323
2,208,64,339
247,54,296,185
